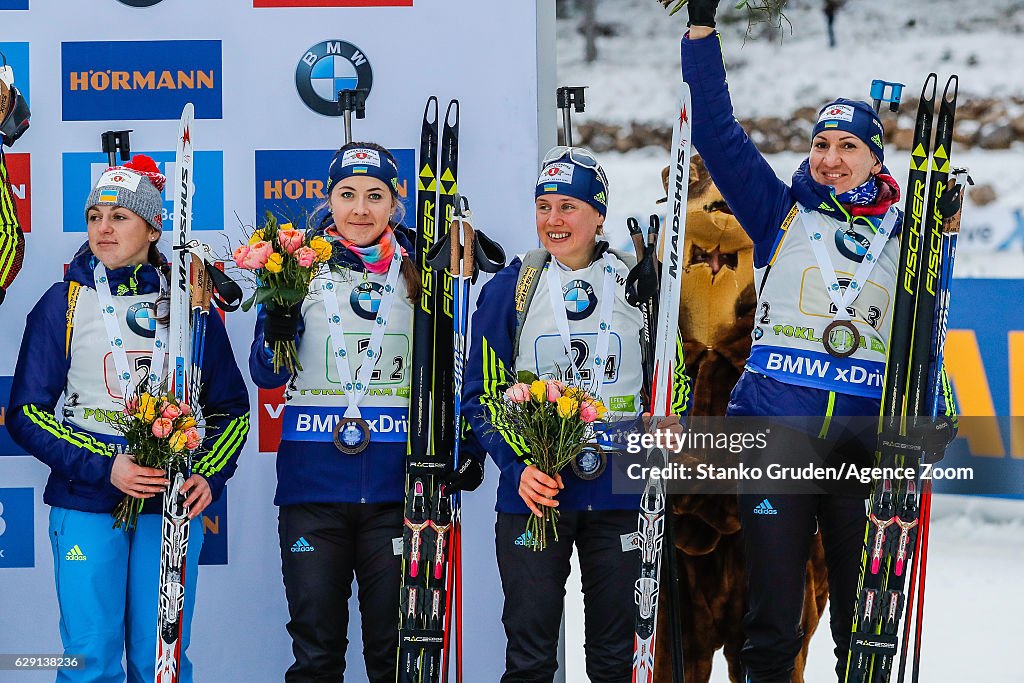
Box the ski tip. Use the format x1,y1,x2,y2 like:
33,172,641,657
921,73,938,100
423,96,439,124
445,98,460,127
180,102,195,120
941,74,959,103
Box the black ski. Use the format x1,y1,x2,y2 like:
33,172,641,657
398,97,460,683
845,73,960,683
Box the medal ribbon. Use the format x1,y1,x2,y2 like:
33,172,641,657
320,253,403,419
545,253,616,398
799,205,898,322
94,262,168,399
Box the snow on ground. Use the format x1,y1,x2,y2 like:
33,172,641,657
555,0,1024,278
734,495,1024,683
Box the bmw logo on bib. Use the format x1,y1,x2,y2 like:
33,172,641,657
351,281,384,320
295,40,374,117
835,228,871,262
126,302,157,338
563,279,597,321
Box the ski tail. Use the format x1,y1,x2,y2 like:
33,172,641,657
433,100,460,468
898,79,961,683
409,96,439,461
399,97,461,683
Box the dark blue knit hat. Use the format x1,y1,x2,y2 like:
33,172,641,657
535,147,609,216
326,146,400,196
812,98,885,164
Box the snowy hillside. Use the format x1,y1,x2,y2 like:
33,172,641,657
557,0,1024,123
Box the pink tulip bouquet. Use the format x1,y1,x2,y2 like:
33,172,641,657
109,383,203,530
485,371,608,551
234,212,334,374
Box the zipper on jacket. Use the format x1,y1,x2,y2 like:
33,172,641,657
360,450,368,504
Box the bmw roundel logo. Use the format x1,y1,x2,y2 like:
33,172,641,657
563,279,597,321
126,302,157,338
351,281,383,320
836,228,871,262
295,40,374,117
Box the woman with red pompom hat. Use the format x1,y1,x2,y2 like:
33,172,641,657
7,155,250,682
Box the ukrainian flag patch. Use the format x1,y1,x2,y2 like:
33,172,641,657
99,189,119,203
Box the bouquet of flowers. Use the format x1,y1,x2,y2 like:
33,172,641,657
486,371,608,551
234,212,334,374
110,385,201,530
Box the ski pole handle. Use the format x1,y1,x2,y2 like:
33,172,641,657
870,79,905,113
556,86,586,146
462,225,475,279
627,217,646,260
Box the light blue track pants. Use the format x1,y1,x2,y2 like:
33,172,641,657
48,508,203,683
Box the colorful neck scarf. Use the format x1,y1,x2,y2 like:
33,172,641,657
335,225,406,274
836,176,879,206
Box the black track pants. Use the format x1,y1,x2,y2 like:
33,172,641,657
738,492,867,683
279,502,403,683
496,509,638,683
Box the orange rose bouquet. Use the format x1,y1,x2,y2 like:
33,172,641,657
484,370,608,551
110,385,202,530
234,212,334,373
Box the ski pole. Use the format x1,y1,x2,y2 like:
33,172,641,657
555,86,586,146
904,169,967,683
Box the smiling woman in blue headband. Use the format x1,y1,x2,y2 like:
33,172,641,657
462,145,692,682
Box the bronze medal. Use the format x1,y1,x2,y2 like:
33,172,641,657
571,444,607,481
822,319,860,358
333,417,370,455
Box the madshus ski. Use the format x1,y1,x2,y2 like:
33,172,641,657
155,104,241,683
629,82,692,683
845,74,960,683
155,103,196,683
397,97,460,683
